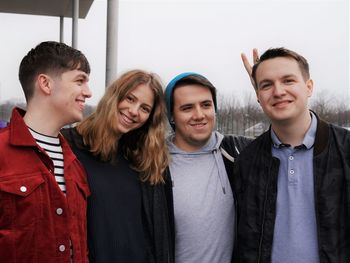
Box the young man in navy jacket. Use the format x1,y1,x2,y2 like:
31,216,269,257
235,48,350,263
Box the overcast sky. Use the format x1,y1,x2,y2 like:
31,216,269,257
0,0,348,106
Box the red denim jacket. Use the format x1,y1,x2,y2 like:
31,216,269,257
0,108,90,263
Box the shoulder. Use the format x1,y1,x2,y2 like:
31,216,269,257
238,131,271,160
329,123,350,145
0,126,9,142
61,127,75,141
313,122,350,159
221,134,253,155
0,128,10,169
330,123,350,134
61,127,85,149
316,117,350,143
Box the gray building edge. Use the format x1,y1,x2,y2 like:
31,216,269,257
0,0,118,87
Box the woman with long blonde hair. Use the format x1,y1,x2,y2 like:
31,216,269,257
62,69,172,263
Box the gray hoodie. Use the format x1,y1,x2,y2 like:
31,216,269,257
168,131,234,263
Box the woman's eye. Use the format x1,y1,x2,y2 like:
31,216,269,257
141,106,151,113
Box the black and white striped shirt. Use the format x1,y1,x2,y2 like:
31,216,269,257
29,128,66,194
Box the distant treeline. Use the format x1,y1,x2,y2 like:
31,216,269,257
0,101,96,124
217,91,350,137
2,91,350,137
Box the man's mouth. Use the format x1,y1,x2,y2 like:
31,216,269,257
273,100,291,107
76,99,85,110
190,122,206,128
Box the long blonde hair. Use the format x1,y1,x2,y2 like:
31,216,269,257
77,69,169,184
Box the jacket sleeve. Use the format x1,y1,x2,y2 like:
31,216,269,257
164,168,175,262
141,177,175,263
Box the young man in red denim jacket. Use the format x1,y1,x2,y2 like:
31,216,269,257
0,41,92,262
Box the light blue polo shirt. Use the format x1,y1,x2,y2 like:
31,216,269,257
271,112,319,263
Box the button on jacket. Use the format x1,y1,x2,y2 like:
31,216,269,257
0,108,90,263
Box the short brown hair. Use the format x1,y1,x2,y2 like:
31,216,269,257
252,47,310,90
19,41,90,102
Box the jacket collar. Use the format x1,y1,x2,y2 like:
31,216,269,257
9,107,38,147
264,110,329,156
313,112,329,156
9,107,77,166
270,111,317,150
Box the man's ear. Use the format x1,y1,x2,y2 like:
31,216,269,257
37,74,52,95
306,79,313,97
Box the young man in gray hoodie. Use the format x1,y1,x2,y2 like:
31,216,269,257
164,73,251,263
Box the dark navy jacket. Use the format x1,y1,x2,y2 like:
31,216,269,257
233,115,350,262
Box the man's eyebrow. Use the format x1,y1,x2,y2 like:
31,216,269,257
258,79,272,86
178,103,193,108
77,73,89,81
258,74,297,86
281,74,297,79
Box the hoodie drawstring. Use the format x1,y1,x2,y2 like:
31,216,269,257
213,148,227,194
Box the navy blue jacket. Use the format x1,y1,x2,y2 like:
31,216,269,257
233,116,350,262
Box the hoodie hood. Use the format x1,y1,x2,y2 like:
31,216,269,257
168,131,228,194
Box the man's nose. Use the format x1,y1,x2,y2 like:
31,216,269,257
192,106,205,119
272,83,286,97
83,84,92,98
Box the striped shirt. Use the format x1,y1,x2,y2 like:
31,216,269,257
28,128,66,194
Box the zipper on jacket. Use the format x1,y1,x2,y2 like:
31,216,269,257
257,162,272,262
313,159,321,261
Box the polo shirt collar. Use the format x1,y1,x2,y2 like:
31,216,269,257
271,111,317,150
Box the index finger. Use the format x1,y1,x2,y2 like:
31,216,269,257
253,48,259,64
241,52,253,75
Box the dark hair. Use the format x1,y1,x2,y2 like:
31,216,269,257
170,75,217,114
252,47,310,89
19,41,90,102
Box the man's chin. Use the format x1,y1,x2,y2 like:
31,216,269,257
67,115,83,126
190,134,211,147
